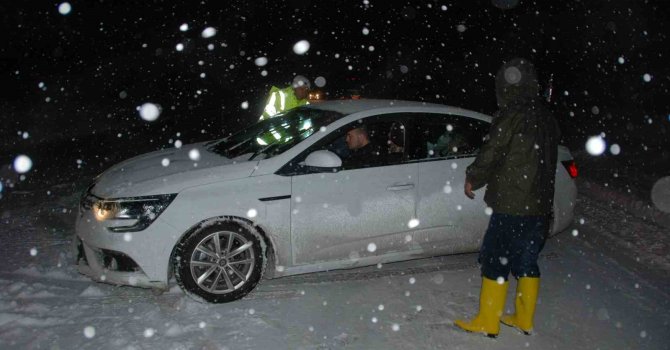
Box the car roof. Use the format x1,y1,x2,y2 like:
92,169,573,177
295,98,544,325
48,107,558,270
304,99,492,122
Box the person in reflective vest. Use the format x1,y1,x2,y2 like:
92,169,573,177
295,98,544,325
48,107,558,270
259,75,311,120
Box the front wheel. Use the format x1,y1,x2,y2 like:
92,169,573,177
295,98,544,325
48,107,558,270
174,222,265,303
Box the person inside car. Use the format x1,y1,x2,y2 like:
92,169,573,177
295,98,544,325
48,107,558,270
344,126,384,168
387,122,405,154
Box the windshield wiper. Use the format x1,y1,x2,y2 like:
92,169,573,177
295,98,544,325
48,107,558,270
249,143,279,161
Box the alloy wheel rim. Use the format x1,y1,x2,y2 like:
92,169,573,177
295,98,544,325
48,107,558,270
189,230,256,294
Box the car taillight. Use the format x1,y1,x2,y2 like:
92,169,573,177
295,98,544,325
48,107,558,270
561,160,578,179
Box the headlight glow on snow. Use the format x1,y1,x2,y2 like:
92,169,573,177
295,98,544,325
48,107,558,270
91,194,177,232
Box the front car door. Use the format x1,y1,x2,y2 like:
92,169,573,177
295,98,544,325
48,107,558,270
282,115,418,266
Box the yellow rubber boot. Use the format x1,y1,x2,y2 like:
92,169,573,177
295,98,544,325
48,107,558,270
454,277,509,338
501,277,540,335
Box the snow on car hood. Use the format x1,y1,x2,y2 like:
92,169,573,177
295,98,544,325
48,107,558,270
91,141,258,198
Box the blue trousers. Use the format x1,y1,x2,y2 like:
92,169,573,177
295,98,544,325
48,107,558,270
479,213,549,281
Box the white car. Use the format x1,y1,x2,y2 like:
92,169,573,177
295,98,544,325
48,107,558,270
75,99,577,303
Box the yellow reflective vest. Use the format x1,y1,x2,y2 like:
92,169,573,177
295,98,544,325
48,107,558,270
259,86,309,120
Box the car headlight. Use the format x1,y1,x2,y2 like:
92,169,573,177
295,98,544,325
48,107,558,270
92,194,177,232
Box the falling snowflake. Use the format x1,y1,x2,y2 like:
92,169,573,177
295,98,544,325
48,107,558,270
367,243,377,252
13,155,33,173
201,27,217,38
651,176,670,213
293,40,310,55
609,144,621,155
58,2,72,15
179,23,189,31
241,101,249,109
189,149,201,161
586,136,606,156
247,208,258,218
139,103,160,121
407,218,419,228
314,76,326,87
161,158,170,167
254,57,268,67
83,326,95,338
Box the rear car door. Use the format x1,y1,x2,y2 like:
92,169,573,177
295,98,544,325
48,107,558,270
406,113,491,254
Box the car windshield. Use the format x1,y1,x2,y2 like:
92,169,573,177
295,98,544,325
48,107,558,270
208,107,343,161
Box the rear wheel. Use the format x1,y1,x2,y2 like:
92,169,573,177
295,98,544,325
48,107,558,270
174,222,265,303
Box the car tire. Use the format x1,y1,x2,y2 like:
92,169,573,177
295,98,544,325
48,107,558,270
174,221,265,303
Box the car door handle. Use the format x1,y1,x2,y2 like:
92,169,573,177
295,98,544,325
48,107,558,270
387,183,415,191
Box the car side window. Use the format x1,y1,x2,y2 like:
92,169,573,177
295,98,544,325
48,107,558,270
277,115,409,175
406,114,489,161
321,118,406,170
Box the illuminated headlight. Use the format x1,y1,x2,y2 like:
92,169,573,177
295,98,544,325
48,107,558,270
92,194,177,232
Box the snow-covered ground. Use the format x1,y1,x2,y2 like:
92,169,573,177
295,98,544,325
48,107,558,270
1,167,669,349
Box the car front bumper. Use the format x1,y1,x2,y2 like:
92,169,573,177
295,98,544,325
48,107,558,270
74,204,180,290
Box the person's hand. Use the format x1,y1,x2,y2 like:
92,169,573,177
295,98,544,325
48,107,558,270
464,180,475,200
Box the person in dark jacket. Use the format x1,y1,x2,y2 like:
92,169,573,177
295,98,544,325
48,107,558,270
344,127,384,168
454,58,561,338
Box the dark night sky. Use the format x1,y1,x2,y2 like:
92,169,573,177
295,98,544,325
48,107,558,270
1,0,669,162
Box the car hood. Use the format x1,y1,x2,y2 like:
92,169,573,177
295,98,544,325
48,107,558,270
91,141,258,198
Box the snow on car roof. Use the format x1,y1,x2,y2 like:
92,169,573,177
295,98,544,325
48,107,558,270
305,99,492,122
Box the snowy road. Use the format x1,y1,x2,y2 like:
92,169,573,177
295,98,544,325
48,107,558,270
0,181,669,349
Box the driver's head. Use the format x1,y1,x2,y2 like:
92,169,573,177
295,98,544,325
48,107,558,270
345,127,370,150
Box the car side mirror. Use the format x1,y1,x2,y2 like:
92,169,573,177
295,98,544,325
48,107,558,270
303,150,342,172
